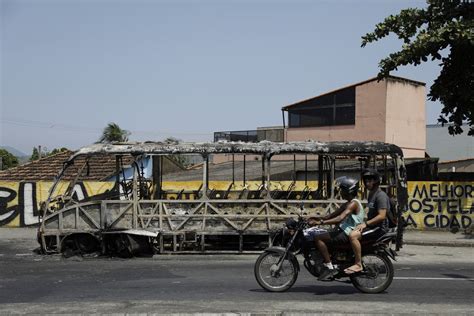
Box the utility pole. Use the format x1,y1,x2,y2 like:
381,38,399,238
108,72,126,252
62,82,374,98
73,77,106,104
38,145,42,159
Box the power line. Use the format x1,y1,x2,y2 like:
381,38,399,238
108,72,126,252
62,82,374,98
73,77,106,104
1,117,214,137
1,119,100,133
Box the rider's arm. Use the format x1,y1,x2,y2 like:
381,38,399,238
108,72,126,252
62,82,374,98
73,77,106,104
365,209,387,227
356,192,390,231
320,201,357,225
307,203,345,225
321,202,348,221
356,208,386,232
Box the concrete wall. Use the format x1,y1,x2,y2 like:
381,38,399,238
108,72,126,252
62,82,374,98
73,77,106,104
0,181,114,227
405,181,473,230
385,79,426,158
285,80,387,142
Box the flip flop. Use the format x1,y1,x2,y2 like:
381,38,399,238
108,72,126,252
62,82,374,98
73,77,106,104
344,265,362,275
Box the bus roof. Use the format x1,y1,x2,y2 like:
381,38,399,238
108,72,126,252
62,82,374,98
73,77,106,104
69,141,404,161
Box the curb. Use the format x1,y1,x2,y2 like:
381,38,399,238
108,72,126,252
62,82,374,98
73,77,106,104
403,240,474,248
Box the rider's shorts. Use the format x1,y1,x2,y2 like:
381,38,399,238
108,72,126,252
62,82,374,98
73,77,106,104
303,227,328,241
328,227,349,244
361,226,386,241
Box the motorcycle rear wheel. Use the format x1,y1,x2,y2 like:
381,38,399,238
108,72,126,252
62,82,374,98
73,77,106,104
350,253,394,294
254,251,298,292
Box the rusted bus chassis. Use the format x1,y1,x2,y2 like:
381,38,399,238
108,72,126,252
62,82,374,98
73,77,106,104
38,141,408,255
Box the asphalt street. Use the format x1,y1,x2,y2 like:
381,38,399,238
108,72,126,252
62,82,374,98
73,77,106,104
0,238,473,314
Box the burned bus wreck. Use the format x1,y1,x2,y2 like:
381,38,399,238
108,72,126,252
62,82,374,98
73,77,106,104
37,141,408,256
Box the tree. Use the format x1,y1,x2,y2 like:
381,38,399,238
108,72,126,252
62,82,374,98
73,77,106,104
29,147,69,161
97,123,131,143
0,149,19,170
49,147,69,155
362,0,473,135
29,147,40,162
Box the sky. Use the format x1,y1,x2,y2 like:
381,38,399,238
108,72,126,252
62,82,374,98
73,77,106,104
1,0,444,155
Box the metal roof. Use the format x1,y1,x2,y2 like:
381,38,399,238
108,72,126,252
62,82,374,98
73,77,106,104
282,75,426,111
69,141,404,161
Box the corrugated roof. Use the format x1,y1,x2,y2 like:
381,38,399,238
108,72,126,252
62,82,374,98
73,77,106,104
438,157,474,164
282,75,426,111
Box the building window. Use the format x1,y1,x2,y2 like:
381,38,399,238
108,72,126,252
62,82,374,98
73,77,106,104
287,86,355,127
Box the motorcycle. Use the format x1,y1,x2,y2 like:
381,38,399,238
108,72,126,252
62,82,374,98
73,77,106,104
254,215,397,293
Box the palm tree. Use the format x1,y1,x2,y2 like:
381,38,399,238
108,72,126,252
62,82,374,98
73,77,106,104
97,123,131,143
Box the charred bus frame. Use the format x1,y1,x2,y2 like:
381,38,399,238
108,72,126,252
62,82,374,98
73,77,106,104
38,141,408,255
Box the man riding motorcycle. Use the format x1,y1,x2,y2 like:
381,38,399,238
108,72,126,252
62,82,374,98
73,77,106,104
308,176,365,280
254,171,398,293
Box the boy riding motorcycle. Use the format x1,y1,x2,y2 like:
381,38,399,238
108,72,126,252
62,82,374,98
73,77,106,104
308,176,365,281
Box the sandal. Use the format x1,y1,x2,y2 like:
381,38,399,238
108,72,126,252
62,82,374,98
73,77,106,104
344,264,362,275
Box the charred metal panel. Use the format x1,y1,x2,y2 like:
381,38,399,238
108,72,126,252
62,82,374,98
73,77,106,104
69,141,403,161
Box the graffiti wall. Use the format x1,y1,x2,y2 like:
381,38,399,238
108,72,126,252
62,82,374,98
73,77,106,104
0,180,472,230
405,182,473,230
0,181,114,227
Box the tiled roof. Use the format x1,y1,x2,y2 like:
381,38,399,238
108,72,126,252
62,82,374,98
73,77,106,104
0,150,134,181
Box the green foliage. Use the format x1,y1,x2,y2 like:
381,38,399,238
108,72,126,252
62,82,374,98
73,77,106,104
29,147,40,162
29,147,69,162
97,123,131,143
362,0,474,135
49,147,69,155
0,149,19,170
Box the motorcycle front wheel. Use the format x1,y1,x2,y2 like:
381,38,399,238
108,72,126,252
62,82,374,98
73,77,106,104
350,253,394,294
254,251,298,292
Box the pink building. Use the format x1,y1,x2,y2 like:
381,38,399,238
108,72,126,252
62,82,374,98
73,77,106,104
282,75,426,158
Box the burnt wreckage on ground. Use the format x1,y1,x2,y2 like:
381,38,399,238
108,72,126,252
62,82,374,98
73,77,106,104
37,141,408,256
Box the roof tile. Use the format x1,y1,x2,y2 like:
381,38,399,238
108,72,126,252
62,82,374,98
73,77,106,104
0,150,134,181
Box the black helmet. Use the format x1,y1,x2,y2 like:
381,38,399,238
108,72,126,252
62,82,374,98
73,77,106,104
362,168,381,184
335,176,359,196
285,218,298,230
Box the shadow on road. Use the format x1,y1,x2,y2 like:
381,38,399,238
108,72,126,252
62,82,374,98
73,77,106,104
249,284,373,295
443,273,474,282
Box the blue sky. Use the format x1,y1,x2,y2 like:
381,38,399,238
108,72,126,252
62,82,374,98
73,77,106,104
1,0,442,155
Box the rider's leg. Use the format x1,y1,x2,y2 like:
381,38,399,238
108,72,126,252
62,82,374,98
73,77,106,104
346,230,363,273
315,232,339,280
314,233,331,264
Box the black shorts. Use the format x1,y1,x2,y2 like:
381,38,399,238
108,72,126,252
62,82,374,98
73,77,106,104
361,226,386,241
328,227,349,244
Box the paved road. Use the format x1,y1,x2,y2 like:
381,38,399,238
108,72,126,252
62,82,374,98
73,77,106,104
0,238,473,314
